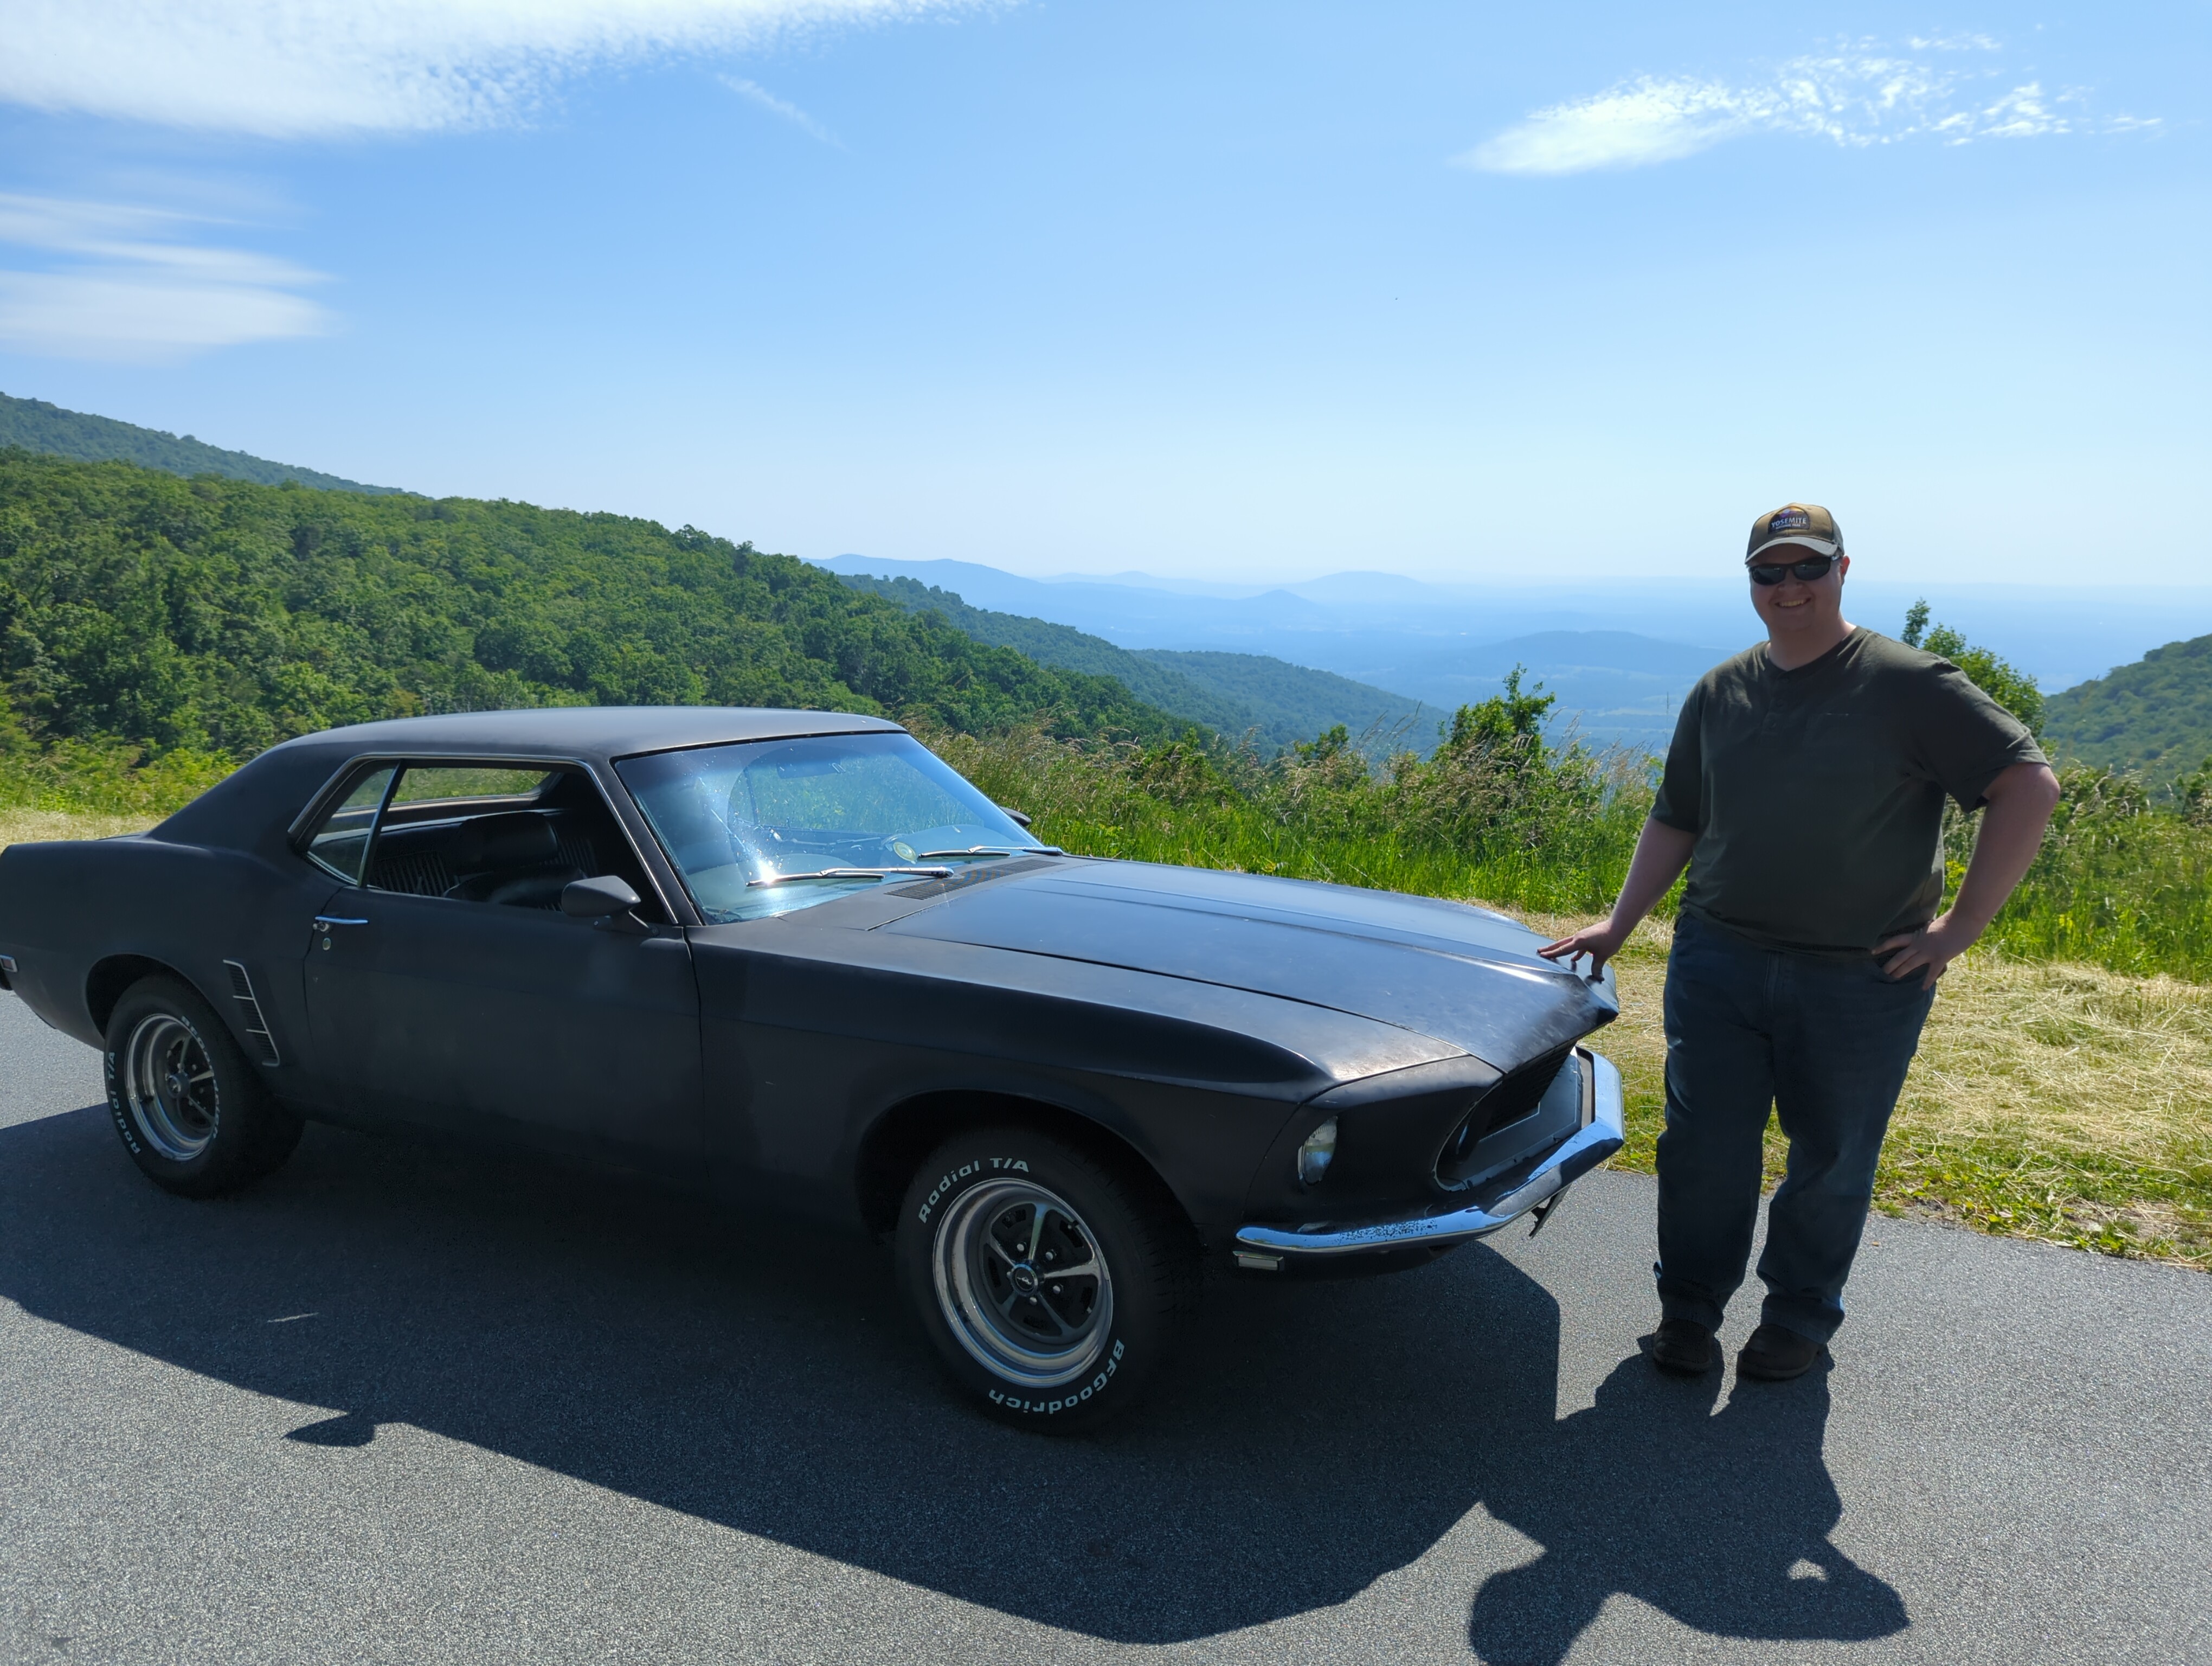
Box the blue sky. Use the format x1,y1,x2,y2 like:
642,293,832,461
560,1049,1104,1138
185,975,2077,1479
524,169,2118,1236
0,1,2202,585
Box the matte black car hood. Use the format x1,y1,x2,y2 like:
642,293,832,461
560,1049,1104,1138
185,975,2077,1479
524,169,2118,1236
880,859,1617,1071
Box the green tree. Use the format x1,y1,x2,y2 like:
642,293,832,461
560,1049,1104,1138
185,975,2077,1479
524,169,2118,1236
1899,598,2043,733
1920,623,2046,735
1441,665,1554,754
0,451,1182,764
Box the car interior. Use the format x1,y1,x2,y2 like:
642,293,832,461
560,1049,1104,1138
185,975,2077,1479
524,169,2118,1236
310,763,663,918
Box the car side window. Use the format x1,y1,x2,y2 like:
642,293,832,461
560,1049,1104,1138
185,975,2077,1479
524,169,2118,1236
362,761,662,918
302,766,397,884
388,765,554,807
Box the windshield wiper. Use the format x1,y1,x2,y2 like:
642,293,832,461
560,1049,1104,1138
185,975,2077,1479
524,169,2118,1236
914,845,1066,859
748,866,955,888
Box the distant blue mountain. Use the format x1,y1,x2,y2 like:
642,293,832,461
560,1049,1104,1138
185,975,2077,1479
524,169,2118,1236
836,570,1427,752
816,556,2212,742
818,555,1731,749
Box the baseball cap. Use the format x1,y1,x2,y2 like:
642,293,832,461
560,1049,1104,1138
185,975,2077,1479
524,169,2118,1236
1746,502,1843,562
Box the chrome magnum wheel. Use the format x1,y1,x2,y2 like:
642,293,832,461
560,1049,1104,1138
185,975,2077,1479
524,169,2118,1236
933,1178,1115,1390
119,1011,221,1161
104,975,303,1197
897,1126,1199,1431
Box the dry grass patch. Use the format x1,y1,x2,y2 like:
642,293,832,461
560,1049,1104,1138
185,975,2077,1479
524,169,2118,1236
1500,906,2212,1270
0,808,152,850
1901,957,2212,1157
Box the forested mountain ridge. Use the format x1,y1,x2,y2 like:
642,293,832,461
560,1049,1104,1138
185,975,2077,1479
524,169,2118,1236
1135,648,1429,749
0,452,1179,762
1,391,401,496
838,571,1426,752
2042,632,2212,782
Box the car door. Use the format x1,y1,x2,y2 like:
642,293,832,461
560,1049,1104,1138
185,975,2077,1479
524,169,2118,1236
298,759,705,1176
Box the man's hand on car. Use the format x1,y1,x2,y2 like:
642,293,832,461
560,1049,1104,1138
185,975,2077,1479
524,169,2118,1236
1539,917,1631,975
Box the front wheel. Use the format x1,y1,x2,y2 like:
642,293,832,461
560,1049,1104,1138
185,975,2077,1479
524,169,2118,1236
105,976,302,1197
896,1127,1198,1432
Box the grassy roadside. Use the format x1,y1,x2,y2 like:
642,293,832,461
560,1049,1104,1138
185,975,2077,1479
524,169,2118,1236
8,806,2205,1273
1,807,155,850
1512,913,2212,1272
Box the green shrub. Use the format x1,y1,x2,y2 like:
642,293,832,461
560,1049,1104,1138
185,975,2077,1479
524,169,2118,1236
0,703,230,817
1969,764,2212,978
924,670,1655,916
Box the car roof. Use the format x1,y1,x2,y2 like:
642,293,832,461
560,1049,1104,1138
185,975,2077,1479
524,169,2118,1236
151,707,908,855
261,705,905,765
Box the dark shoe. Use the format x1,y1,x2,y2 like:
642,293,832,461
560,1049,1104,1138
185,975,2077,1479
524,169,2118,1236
1737,1323,1825,1380
1650,1318,1716,1375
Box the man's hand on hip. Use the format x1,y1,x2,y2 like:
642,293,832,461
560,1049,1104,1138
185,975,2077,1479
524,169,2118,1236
1875,913,1977,989
1879,762,2061,989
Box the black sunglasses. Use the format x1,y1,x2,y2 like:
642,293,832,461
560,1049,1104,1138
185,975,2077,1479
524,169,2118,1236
1747,553,1841,586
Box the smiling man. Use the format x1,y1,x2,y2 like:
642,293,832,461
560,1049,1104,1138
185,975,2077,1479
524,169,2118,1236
1539,503,2060,1381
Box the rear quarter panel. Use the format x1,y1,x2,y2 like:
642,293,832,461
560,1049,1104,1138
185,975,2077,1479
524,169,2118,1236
0,836,328,1082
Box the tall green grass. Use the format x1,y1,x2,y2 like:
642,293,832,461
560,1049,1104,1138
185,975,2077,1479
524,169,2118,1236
924,704,1653,918
8,695,2212,984
0,705,230,819
937,725,2212,983
1970,766,2212,978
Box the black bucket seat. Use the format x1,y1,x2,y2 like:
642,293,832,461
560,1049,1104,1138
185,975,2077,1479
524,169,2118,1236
442,813,586,909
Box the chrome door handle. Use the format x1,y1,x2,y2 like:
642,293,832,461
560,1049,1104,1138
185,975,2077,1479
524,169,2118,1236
314,916,369,927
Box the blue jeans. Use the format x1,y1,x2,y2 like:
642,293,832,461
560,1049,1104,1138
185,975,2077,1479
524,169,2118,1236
1656,912,1936,1344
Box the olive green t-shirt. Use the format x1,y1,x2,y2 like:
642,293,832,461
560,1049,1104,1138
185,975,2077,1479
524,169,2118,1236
1650,628,2046,958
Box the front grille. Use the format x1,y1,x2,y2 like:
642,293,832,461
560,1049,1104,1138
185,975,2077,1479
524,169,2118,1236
1436,1042,1573,1184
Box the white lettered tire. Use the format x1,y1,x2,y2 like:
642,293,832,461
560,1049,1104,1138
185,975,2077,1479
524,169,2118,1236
896,1126,1198,1432
104,975,303,1197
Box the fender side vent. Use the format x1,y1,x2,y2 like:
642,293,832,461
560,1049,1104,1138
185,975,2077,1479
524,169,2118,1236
222,959,281,1066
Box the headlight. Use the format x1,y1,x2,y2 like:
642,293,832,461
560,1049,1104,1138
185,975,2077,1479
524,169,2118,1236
1296,1117,1338,1187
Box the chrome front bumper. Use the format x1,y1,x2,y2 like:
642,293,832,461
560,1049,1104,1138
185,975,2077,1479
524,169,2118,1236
1232,1049,1626,1263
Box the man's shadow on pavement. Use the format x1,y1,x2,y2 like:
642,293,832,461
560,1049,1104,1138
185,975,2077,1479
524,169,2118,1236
0,1099,1906,1656
1466,1350,1905,1664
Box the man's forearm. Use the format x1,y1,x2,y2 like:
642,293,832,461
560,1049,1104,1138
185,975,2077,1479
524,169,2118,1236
1948,764,2062,935
1610,818,1697,931
1539,816,1697,969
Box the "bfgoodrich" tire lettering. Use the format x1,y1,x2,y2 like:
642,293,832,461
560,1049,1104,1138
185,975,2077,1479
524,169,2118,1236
985,1340,1125,1414
104,1052,146,1155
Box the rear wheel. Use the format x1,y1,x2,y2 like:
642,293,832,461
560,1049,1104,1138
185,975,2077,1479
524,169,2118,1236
896,1126,1198,1432
104,976,301,1197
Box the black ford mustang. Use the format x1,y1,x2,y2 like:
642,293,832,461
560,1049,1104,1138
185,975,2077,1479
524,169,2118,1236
0,708,1623,1427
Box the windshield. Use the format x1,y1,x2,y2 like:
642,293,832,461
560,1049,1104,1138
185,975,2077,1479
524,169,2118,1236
615,731,1051,922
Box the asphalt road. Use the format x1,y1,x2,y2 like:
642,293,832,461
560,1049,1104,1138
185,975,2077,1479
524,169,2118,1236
4,991,2209,1666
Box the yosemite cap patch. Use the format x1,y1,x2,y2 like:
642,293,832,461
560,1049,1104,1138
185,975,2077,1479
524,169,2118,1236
1746,501,1843,562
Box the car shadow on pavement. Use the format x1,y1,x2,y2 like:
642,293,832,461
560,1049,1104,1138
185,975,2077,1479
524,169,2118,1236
0,1106,1905,1656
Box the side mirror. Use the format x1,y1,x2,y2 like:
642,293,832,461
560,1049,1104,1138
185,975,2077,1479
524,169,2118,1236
999,806,1033,829
561,875,648,931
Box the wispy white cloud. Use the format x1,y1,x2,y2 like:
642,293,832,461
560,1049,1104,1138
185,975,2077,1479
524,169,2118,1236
719,75,843,146
1906,33,2000,52
1460,43,2157,176
0,194,330,361
0,0,978,139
